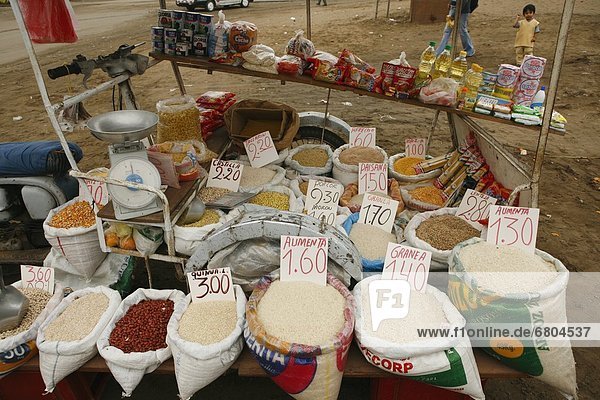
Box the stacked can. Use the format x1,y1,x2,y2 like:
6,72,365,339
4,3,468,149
165,26,178,55
492,64,521,100
479,71,497,95
151,26,164,53
512,55,547,106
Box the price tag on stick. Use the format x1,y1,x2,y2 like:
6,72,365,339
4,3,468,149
350,127,377,148
405,138,428,158
304,180,343,225
280,235,328,286
79,178,109,207
358,193,399,233
455,189,498,229
207,159,243,192
188,267,235,303
358,163,388,194
486,205,540,254
20,265,54,295
382,244,431,293
243,131,279,168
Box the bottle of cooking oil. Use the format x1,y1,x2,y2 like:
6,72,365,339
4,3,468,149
432,45,452,79
418,42,437,76
462,63,484,111
449,50,468,83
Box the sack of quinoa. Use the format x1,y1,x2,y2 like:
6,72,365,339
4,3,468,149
284,144,334,176
37,286,121,393
167,286,246,400
97,288,185,397
244,274,355,400
353,275,485,400
448,238,577,398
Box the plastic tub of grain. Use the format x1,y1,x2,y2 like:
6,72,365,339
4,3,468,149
167,286,246,400
37,286,121,393
332,144,388,186
284,144,334,176
339,181,405,216
237,163,286,193
388,153,443,183
400,182,446,211
245,274,355,400
244,185,303,212
289,175,343,201
448,238,576,398
353,275,485,399
341,212,403,272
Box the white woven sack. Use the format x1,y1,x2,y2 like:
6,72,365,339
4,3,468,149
237,162,287,193
37,286,121,393
400,182,444,212
167,286,246,400
290,175,343,201
174,209,229,256
388,153,442,183
43,198,107,280
332,144,389,186
353,275,484,400
243,185,304,213
97,288,185,397
284,144,334,176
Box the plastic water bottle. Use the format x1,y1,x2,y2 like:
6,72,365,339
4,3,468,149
531,86,546,109
432,45,452,79
462,63,484,111
449,51,468,83
417,41,437,78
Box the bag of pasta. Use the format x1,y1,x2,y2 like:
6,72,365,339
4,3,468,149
156,96,200,143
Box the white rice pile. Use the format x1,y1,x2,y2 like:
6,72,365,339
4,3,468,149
178,301,237,345
240,166,277,189
459,241,559,294
257,281,345,345
349,223,396,260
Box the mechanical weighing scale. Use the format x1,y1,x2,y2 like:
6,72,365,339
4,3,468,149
87,110,163,220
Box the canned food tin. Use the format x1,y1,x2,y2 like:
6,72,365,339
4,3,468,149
198,14,213,25
192,34,208,56
184,19,201,34
175,42,189,57
184,11,201,23
165,42,176,56
158,10,172,28
198,14,213,35
164,28,178,40
180,29,193,43
150,26,164,41
152,40,164,53
171,10,185,31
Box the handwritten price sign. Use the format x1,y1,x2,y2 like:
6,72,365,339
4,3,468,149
358,193,399,233
20,265,54,294
280,235,328,286
487,205,540,254
304,180,342,225
456,189,498,229
207,159,243,192
79,179,108,207
350,127,376,148
243,131,279,168
188,267,235,303
358,163,388,194
382,244,431,293
405,138,428,159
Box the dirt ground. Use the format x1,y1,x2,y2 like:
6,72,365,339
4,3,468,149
0,0,599,398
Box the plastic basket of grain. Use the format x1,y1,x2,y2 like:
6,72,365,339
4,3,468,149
388,153,442,183
332,144,388,186
400,182,446,212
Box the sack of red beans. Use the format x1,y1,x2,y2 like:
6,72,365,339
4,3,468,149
97,288,185,397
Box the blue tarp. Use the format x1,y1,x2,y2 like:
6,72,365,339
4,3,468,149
0,141,82,176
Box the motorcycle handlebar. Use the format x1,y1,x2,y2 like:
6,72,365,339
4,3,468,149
47,62,82,80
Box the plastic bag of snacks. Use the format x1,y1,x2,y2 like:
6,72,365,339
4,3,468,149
229,21,257,53
419,78,459,107
97,288,185,397
284,144,333,176
244,274,355,400
196,91,236,106
448,238,577,398
208,10,232,58
43,198,106,280
285,30,315,59
156,96,200,143
37,286,121,393
353,275,485,400
174,208,229,256
167,287,246,400
336,49,376,75
276,54,305,76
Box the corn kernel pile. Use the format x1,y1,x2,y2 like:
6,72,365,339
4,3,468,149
393,157,423,176
49,201,95,229
184,209,221,227
249,192,290,211
409,186,445,206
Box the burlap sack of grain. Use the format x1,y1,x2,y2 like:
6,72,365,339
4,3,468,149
37,286,121,393
244,274,355,400
166,286,246,400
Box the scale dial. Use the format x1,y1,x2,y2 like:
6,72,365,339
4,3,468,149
108,158,161,209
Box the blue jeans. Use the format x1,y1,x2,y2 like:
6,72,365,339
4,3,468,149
436,7,475,56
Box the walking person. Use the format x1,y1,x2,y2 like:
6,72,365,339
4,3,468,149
514,4,540,65
317,0,327,6
436,0,477,57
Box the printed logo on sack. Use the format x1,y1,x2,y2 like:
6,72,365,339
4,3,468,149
496,69,519,86
522,59,545,78
234,35,251,45
517,79,539,96
0,341,37,375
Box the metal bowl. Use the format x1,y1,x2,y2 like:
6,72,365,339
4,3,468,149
87,110,158,143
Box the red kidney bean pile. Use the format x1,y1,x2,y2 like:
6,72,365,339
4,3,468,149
109,299,174,353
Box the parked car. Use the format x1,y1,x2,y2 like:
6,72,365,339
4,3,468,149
176,0,251,12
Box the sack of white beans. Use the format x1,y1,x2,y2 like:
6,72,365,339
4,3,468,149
448,238,577,398
244,274,355,400
353,275,485,400
37,286,121,393
167,286,246,400
97,288,185,397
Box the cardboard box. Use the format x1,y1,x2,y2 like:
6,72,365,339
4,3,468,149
229,108,288,140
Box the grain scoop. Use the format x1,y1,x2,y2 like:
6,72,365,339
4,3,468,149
0,266,29,332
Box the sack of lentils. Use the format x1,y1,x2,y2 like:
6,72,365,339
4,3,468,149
167,285,246,400
244,274,355,400
448,238,577,398
97,288,185,397
290,175,343,202
353,275,485,400
37,286,121,393
245,186,304,213
0,283,63,377
174,208,228,256
238,163,287,193
388,153,443,183
342,212,402,272
284,144,334,176
339,181,405,216
43,198,106,280
405,208,481,267
332,144,388,186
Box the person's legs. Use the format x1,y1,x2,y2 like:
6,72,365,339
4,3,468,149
524,46,533,58
322,0,327,5
515,46,524,65
459,12,475,56
436,25,453,56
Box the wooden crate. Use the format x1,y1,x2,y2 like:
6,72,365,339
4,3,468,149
410,0,449,24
